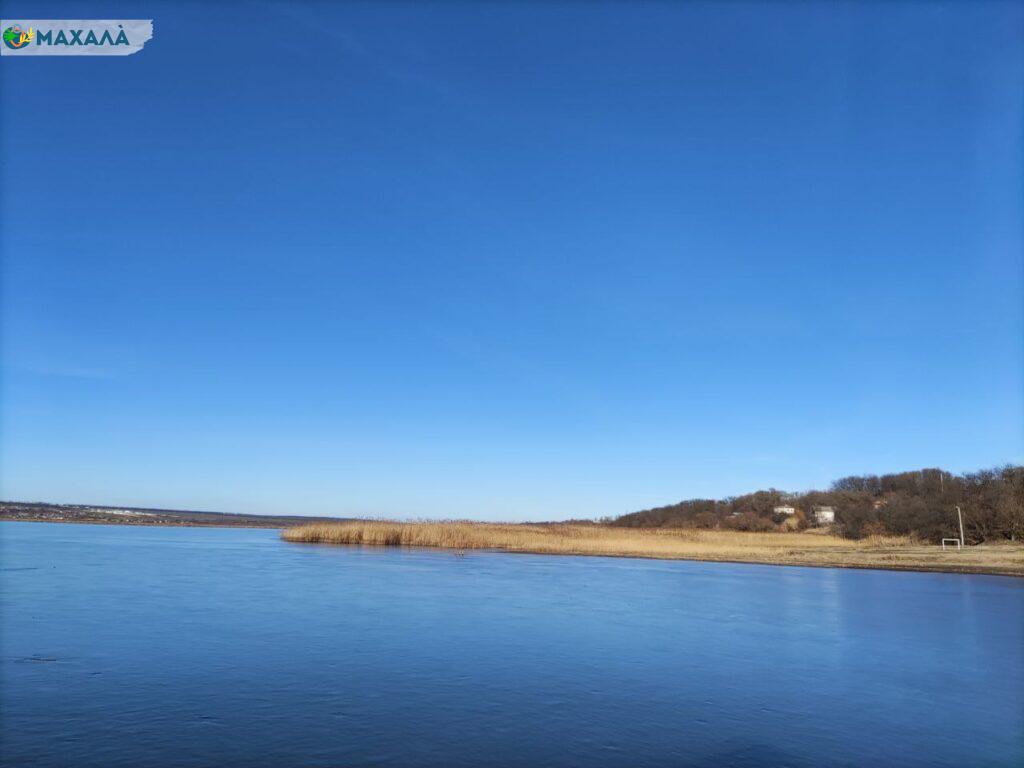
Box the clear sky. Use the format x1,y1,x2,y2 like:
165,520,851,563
1,1,1022,520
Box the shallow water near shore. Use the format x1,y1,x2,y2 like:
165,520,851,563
2,522,1022,767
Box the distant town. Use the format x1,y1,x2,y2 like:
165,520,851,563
0,501,346,529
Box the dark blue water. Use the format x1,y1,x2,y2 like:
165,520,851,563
2,522,1022,767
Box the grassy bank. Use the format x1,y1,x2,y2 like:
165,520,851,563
282,521,1024,576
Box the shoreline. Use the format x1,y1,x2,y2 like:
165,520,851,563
282,520,1024,578
285,537,1024,577
5,517,1021,577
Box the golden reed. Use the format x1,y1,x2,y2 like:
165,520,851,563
281,520,1023,575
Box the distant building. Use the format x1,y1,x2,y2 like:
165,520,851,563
814,506,836,525
773,506,796,516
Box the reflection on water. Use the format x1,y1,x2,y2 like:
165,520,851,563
2,522,1022,767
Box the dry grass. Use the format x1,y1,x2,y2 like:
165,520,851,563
282,521,1024,576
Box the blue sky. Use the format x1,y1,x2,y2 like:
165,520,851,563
1,1,1022,519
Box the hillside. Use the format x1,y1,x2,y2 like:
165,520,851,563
613,465,1024,543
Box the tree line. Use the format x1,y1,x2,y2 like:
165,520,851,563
611,465,1024,542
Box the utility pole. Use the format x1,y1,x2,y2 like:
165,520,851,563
956,505,965,546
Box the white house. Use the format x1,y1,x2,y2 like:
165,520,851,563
773,506,796,516
814,506,836,525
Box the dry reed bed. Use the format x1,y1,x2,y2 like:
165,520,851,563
281,521,1024,575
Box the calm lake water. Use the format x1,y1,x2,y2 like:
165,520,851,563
1,522,1022,767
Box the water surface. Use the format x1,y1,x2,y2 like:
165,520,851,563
2,522,1022,767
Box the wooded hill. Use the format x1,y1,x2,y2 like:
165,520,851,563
612,466,1024,542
